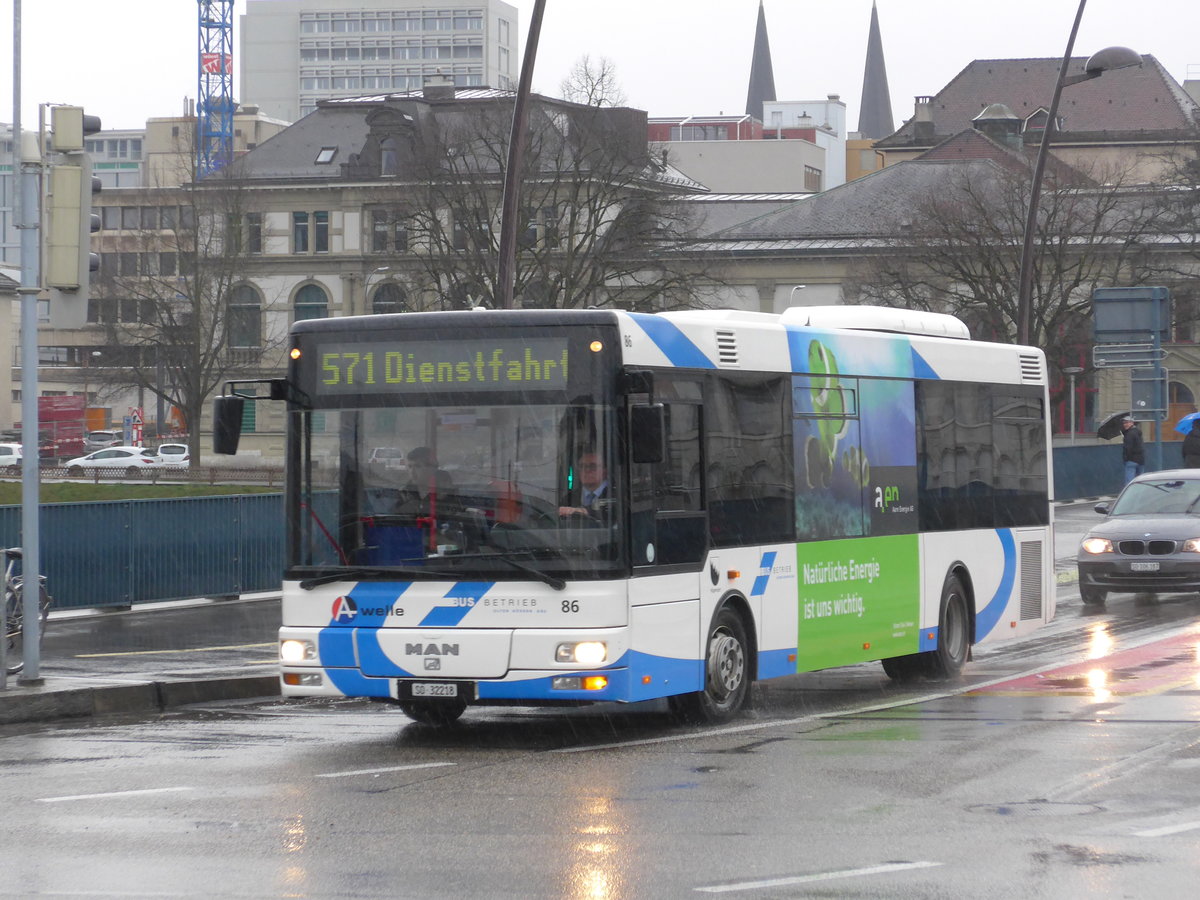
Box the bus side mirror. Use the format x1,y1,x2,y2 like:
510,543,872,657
213,395,245,455
631,404,665,464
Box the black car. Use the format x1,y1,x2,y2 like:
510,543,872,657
1076,469,1200,605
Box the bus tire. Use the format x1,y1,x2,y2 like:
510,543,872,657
882,573,971,681
927,573,970,679
397,698,467,726
669,605,750,725
881,654,924,681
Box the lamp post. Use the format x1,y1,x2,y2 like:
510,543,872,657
789,285,807,307
1063,366,1084,444
1014,0,1141,346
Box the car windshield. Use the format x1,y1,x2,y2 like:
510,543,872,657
1110,478,1200,515
291,402,620,579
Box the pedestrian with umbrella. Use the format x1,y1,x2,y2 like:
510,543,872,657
1120,416,1145,483
1184,421,1200,468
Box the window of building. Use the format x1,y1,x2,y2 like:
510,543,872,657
294,283,328,321
315,146,338,164
229,284,261,348
314,211,329,252
804,165,822,192
246,213,262,254
159,252,176,276
121,207,139,229
371,282,408,315
293,211,309,252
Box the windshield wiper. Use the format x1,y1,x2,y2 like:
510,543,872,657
445,551,566,590
296,565,460,590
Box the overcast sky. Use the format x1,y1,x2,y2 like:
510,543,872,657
1,0,1197,132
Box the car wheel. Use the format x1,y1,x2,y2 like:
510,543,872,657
397,698,467,726
125,466,139,478
1080,584,1107,606
669,605,751,725
67,466,83,477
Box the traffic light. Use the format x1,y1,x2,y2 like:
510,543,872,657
45,105,101,327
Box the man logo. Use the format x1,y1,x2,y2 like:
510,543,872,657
331,595,357,622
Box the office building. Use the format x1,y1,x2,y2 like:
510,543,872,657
240,0,519,123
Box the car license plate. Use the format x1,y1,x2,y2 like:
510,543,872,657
397,680,473,700
1130,561,1160,572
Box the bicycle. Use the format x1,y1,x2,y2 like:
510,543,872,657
4,548,52,677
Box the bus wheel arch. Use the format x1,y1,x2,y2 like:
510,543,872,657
669,594,755,725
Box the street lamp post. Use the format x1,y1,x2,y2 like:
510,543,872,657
1014,0,1141,346
1063,366,1084,444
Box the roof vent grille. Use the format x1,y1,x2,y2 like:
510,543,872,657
716,330,739,366
1019,353,1043,382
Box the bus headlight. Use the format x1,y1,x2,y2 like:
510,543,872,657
556,641,607,665
1080,538,1113,555
280,639,316,663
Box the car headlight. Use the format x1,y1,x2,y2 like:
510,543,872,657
1080,537,1113,555
1182,539,1200,553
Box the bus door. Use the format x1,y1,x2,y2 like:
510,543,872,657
630,378,707,570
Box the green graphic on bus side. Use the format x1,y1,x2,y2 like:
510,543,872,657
796,534,920,672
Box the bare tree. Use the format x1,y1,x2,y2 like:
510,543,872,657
846,156,1173,368
358,95,723,312
559,55,628,109
93,147,282,463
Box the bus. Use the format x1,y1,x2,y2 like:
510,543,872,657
214,305,1054,725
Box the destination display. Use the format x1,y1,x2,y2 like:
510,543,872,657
312,337,571,395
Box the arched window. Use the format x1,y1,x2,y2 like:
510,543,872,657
294,283,329,321
371,282,408,315
229,283,261,348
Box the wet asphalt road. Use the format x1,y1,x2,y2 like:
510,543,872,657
2,502,1199,897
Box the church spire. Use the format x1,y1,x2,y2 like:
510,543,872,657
857,2,894,138
745,1,776,120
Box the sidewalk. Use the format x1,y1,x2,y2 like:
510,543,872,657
0,593,282,726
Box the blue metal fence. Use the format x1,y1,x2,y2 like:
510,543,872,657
0,494,284,610
1052,441,1183,501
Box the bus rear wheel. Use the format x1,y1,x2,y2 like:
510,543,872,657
397,698,467,726
669,606,750,725
882,573,970,682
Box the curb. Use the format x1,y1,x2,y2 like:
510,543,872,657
0,674,280,726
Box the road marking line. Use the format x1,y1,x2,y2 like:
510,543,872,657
695,861,943,893
1134,821,1200,838
37,787,194,803
76,642,277,657
315,762,456,778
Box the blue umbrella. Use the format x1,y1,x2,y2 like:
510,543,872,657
1175,412,1200,435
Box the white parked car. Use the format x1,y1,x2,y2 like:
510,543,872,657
155,443,191,469
64,446,163,478
0,443,22,475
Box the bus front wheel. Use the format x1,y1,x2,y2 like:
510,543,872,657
669,606,750,725
397,698,467,726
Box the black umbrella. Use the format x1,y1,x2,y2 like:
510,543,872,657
1096,410,1132,441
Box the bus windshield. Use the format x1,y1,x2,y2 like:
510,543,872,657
290,401,621,579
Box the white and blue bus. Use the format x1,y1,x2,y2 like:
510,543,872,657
217,305,1054,725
